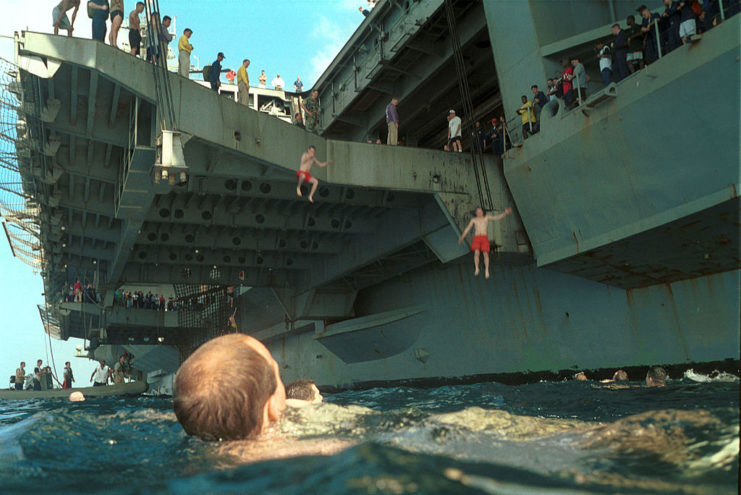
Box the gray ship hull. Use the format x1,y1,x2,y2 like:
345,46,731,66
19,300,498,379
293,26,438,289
261,263,739,388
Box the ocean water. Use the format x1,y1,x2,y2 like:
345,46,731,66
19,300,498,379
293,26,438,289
0,371,737,494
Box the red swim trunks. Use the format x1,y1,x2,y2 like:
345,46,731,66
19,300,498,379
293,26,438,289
471,235,490,252
296,170,313,183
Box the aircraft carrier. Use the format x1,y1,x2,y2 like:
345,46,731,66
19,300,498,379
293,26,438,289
2,0,738,391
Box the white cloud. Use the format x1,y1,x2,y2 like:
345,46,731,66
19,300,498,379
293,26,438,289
0,0,93,61
307,14,358,86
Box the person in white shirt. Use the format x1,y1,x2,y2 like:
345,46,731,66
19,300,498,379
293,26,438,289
596,40,612,87
447,109,462,152
90,360,110,386
271,74,286,90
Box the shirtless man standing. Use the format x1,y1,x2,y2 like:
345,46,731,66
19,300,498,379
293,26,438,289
128,2,145,56
296,145,332,203
52,0,80,37
458,207,512,278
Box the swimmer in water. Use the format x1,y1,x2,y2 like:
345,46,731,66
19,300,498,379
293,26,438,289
69,391,85,402
173,334,286,441
601,369,629,383
645,366,667,387
574,372,588,381
296,145,333,203
458,207,512,278
285,379,323,407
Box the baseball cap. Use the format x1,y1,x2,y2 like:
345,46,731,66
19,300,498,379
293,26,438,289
449,109,455,114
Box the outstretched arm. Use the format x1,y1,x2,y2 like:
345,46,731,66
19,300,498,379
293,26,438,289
486,207,512,221
458,220,474,244
313,158,334,168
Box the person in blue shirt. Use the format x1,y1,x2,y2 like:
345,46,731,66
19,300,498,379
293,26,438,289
530,84,547,131
661,0,682,52
639,5,662,63
87,0,108,42
210,52,225,92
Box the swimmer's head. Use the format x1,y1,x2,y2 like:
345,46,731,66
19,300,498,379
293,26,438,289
574,372,588,381
307,145,316,156
69,391,85,402
173,334,286,441
645,366,667,387
475,207,484,217
612,369,629,381
285,379,323,404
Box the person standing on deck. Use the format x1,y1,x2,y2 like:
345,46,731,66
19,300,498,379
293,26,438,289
458,207,512,279
52,0,80,37
517,95,536,139
296,145,333,203
108,0,124,47
386,98,399,146
90,360,110,386
625,15,645,73
448,109,462,152
611,24,630,82
271,74,286,91
237,59,251,106
596,40,612,86
88,0,109,42
258,70,267,88
63,361,75,389
302,90,321,134
128,2,144,56
293,76,304,92
33,359,47,390
14,362,25,391
209,52,225,92
639,5,661,64
178,28,194,78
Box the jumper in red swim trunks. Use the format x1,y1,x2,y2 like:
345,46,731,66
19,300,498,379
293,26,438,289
296,170,313,183
470,235,490,253
458,206,513,279
296,145,333,203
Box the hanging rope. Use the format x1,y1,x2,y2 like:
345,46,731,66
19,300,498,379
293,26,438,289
444,0,494,211
145,0,177,131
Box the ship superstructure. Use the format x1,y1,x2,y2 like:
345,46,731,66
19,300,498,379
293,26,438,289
2,0,738,388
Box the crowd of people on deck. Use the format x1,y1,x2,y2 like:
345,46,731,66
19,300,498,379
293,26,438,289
51,1,309,127
113,289,181,311
8,353,136,391
514,0,739,141
62,280,100,304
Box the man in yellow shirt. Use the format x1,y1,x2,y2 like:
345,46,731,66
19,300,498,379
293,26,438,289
237,59,251,106
178,28,193,78
516,95,536,139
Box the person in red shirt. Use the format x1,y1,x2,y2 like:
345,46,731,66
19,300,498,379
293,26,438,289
560,58,575,109
73,279,82,302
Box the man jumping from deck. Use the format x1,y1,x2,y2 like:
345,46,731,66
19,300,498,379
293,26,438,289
296,145,332,203
458,207,512,278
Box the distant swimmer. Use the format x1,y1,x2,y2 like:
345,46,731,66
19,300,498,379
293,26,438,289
600,369,629,383
285,379,323,408
296,145,333,203
645,366,667,387
458,207,512,278
173,333,287,441
574,372,588,381
69,391,85,402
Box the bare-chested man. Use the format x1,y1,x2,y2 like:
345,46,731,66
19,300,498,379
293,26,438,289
458,207,512,278
296,145,332,203
128,2,145,56
52,0,80,37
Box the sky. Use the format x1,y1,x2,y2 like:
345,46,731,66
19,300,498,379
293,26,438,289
0,0,362,387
